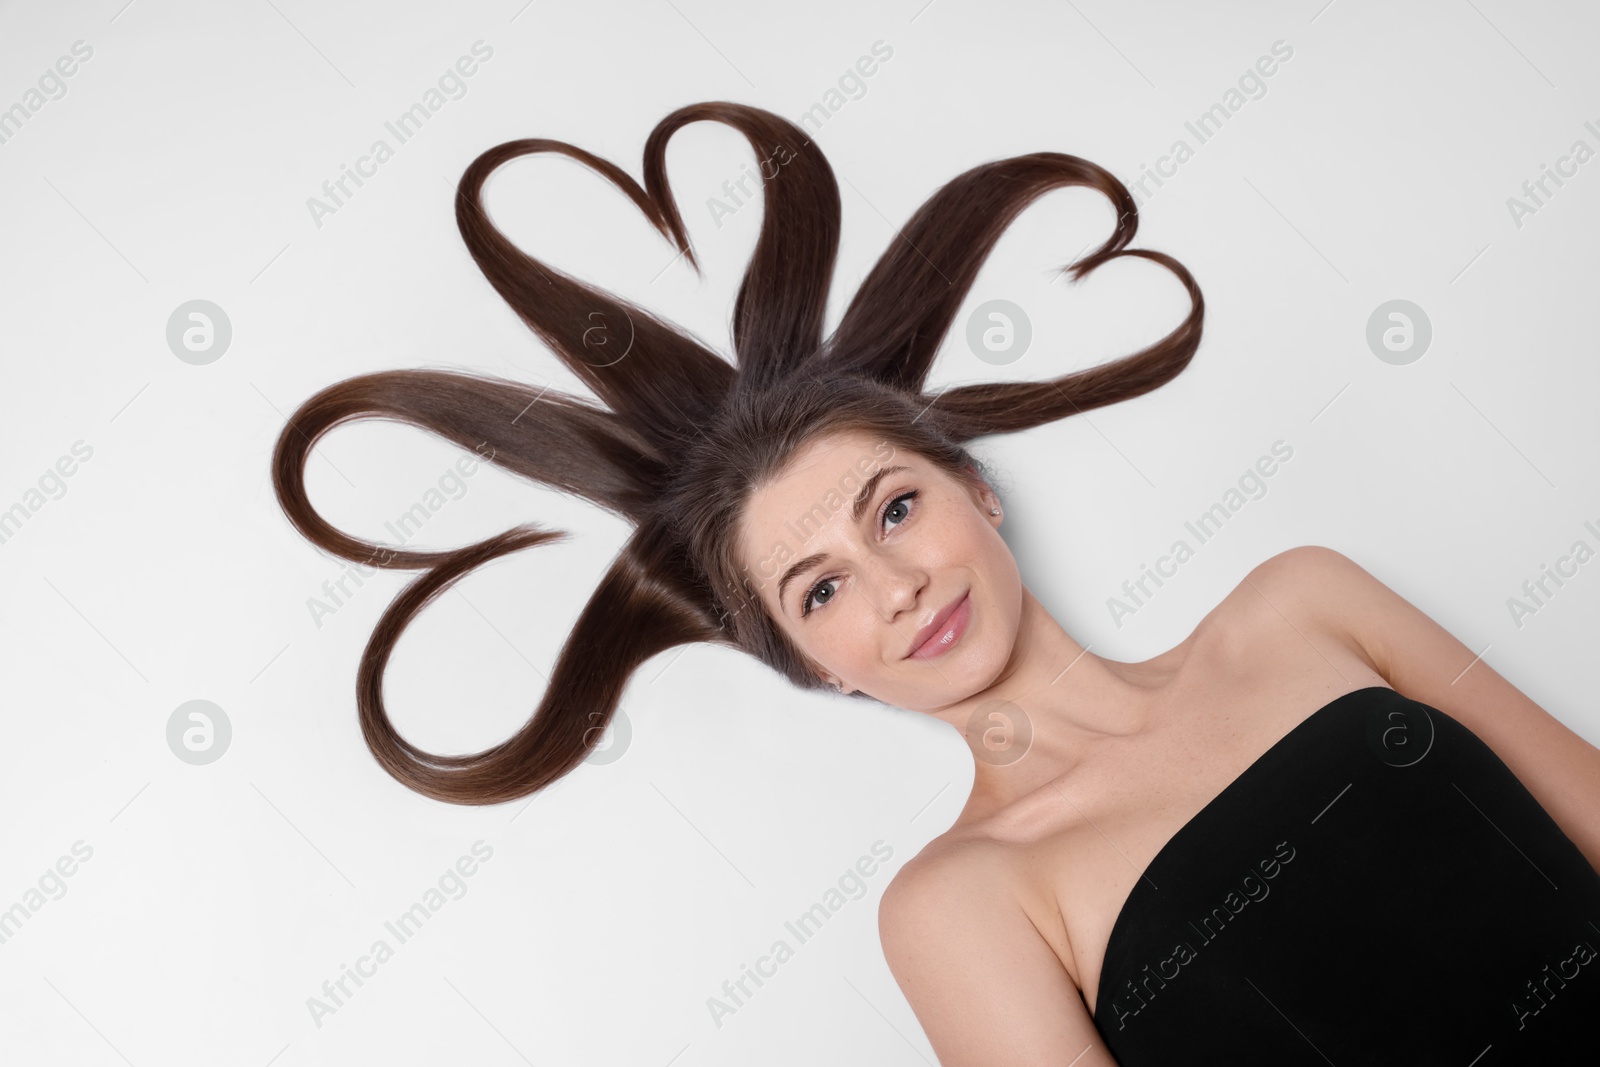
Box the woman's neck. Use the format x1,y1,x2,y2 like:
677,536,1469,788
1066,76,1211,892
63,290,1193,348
934,586,1193,813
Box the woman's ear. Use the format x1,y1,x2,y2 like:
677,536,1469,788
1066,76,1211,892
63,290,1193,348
960,462,1001,519
973,477,1002,520
804,653,852,695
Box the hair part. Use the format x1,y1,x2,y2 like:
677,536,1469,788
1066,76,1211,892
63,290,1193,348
271,100,1204,805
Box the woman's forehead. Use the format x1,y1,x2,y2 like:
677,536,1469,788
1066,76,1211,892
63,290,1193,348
737,438,921,604
746,435,909,530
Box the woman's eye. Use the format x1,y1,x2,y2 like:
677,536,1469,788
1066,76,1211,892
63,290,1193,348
799,490,918,617
801,577,838,616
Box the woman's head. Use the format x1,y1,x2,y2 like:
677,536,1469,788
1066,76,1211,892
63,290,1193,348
270,100,1204,805
661,374,1021,714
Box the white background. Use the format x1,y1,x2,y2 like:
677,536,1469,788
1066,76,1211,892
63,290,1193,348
2,0,1597,1064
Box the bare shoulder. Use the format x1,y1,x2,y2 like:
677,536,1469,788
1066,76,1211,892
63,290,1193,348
878,836,1012,945
1201,544,1386,670
1229,542,1468,683
877,839,1116,1065
1241,542,1354,585
1235,543,1372,617
1230,544,1600,872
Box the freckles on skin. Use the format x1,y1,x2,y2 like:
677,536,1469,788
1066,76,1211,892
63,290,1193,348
732,433,1021,708
733,439,909,680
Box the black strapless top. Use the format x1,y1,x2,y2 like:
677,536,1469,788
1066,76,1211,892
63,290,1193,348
1092,686,1600,1064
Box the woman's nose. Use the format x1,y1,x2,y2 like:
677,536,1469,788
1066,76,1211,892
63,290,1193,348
858,555,921,620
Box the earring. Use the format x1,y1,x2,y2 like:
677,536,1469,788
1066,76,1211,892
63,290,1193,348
990,507,1000,515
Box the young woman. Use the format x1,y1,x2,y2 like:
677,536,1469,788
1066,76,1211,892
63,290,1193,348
272,101,1600,1064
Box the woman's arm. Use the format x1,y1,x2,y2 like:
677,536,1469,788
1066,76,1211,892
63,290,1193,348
1258,545,1600,873
877,844,1119,1067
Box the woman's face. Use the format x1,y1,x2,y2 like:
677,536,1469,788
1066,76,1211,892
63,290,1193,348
735,429,1023,713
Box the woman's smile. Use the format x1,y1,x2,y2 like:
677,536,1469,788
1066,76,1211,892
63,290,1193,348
906,590,973,661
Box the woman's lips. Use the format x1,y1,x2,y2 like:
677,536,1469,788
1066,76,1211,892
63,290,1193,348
907,592,972,661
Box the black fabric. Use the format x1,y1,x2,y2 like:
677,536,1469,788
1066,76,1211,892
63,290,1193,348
1092,686,1600,1064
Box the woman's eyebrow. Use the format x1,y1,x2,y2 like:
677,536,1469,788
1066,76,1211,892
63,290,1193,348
774,465,910,607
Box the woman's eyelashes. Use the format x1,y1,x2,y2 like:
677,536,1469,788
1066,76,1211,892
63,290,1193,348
799,490,919,618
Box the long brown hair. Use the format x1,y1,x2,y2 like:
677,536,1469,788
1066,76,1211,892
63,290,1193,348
271,101,1204,805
